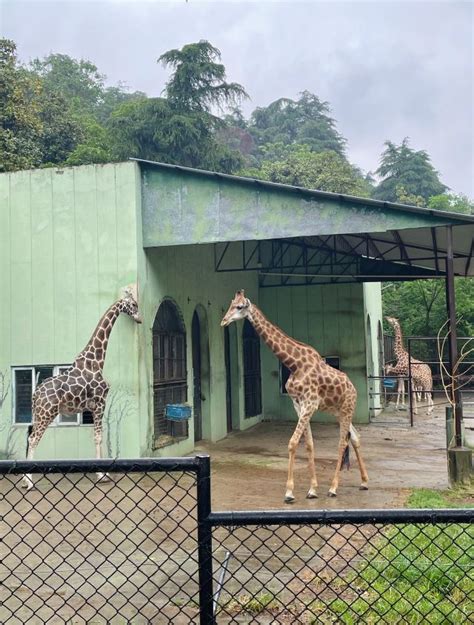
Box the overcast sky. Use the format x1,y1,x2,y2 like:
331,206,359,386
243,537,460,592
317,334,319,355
2,0,472,195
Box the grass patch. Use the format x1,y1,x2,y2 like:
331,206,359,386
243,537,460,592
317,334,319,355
406,485,473,509
324,487,473,623
222,592,279,616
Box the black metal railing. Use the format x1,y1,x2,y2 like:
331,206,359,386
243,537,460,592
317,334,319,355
1,457,472,624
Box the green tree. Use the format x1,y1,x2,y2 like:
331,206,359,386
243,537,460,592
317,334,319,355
158,40,248,113
428,193,474,215
65,116,112,166
373,138,447,203
108,97,243,172
31,53,105,116
0,39,43,171
241,144,371,195
383,278,474,356
109,42,247,171
38,90,84,165
249,91,346,158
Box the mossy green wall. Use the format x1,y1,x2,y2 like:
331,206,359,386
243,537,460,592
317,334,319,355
260,283,379,424
0,163,142,460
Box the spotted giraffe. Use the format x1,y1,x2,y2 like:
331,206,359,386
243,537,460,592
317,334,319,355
221,290,369,503
22,290,142,489
385,316,433,415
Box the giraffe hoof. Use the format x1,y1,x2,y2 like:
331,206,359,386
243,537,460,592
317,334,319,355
359,483,369,491
284,495,295,504
306,490,318,499
21,476,34,490
328,490,337,497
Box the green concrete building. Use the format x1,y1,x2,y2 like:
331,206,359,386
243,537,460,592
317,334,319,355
1,161,472,460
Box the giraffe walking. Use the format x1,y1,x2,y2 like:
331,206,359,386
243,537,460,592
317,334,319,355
385,317,433,415
221,290,368,503
22,290,141,489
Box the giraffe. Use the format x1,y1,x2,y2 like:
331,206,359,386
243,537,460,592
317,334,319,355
22,289,142,489
384,363,422,410
384,363,406,409
221,290,369,503
385,316,433,415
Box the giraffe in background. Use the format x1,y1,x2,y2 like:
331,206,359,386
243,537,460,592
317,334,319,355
221,290,368,503
385,316,433,415
22,289,141,489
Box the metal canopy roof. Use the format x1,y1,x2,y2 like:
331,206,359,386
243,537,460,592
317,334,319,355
135,159,474,282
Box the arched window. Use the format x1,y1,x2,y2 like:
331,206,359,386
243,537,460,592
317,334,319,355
153,300,187,440
242,320,262,417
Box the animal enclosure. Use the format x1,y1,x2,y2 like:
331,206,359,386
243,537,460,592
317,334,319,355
1,456,472,624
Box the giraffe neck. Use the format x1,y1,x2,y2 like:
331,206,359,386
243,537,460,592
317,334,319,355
247,304,317,370
393,323,408,361
75,302,122,369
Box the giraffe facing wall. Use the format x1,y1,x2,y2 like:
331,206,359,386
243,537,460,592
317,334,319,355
22,290,142,489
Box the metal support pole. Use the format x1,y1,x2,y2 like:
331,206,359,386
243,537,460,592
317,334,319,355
445,226,463,447
197,455,215,624
408,339,413,427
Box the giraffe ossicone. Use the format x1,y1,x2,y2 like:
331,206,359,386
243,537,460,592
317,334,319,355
221,290,369,503
22,292,142,490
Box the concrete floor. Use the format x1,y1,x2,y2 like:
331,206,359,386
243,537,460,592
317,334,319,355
195,404,450,511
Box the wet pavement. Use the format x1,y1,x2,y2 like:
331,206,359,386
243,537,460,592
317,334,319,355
195,403,450,511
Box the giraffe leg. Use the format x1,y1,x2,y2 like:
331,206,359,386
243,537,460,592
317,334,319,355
349,424,369,491
304,423,318,499
22,416,54,490
411,383,418,415
427,389,434,415
92,402,110,483
285,402,317,503
328,409,353,497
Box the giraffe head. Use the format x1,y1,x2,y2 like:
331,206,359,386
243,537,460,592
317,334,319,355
119,289,142,324
385,316,399,330
221,290,251,327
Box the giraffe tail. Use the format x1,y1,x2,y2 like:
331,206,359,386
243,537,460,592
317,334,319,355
341,432,351,471
26,425,33,456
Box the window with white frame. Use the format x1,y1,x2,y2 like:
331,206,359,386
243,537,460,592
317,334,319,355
13,366,94,425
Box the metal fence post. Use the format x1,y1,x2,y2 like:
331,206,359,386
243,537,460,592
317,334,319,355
196,454,215,624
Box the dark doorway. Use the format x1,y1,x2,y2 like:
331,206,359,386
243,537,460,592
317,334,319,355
224,326,233,433
152,300,187,442
243,319,262,417
192,311,203,442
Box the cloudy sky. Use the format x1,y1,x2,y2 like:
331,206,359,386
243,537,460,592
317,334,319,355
2,0,472,195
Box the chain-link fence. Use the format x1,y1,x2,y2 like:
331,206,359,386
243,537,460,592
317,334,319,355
1,458,472,624
210,510,474,624
0,457,207,625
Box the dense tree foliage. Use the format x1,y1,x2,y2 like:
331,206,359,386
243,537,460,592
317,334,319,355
373,138,447,203
158,41,248,113
383,279,473,357
0,39,43,171
428,193,474,215
241,144,371,195
248,91,346,159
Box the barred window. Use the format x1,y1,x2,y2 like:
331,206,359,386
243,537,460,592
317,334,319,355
242,320,262,417
153,300,188,441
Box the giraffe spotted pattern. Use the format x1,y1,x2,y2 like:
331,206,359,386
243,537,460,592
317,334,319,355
22,291,142,489
385,316,433,415
221,290,369,503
